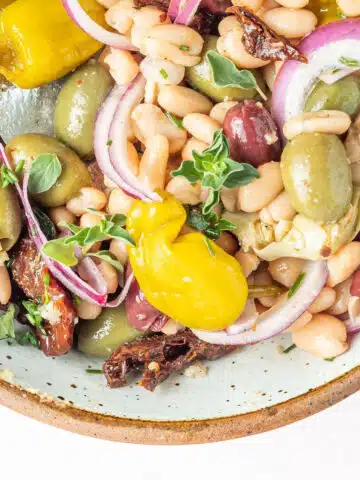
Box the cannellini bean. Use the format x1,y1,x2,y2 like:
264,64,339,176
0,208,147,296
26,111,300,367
284,311,312,333
221,187,239,212
210,101,238,125
327,277,352,315
98,260,119,294
110,239,129,266
138,134,169,191
76,300,102,320
254,269,276,308
283,110,351,140
158,85,213,118
104,175,117,189
231,0,264,11
215,232,238,255
262,63,277,92
218,15,240,36
126,141,140,175
66,188,107,216
183,114,221,144
337,0,360,16
98,0,118,7
217,28,270,69
107,187,134,215
131,104,187,153
144,80,158,104
257,0,281,16
276,0,309,7
235,251,260,277
0,266,11,305
308,287,336,314
80,212,104,229
292,313,348,358
351,163,360,185
327,242,360,287
262,8,317,38
238,162,283,212
182,137,209,160
274,220,292,242
48,207,75,232
140,58,185,85
142,24,203,67
105,0,136,34
166,176,201,205
260,191,296,223
104,49,139,85
133,6,170,29
268,257,305,288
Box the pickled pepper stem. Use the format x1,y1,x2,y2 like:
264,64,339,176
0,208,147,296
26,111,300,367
247,284,284,298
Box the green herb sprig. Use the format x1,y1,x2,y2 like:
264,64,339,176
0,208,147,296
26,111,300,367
28,153,62,194
172,130,259,215
22,301,47,335
339,56,360,68
0,304,16,340
186,205,236,240
288,273,306,298
1,165,18,189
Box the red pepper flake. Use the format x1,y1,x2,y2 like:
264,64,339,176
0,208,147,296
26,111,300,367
76,79,84,86
227,6,308,63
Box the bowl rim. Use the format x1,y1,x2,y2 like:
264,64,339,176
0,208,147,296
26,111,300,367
1,365,359,444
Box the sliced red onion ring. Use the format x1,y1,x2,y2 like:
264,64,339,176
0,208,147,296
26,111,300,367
192,261,328,345
226,299,258,335
168,0,182,19
344,296,360,334
272,19,360,134
62,0,137,50
108,74,161,202
175,0,202,25
78,257,107,296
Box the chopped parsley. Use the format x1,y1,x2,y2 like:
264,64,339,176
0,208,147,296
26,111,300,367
1,165,18,189
85,369,103,374
339,56,360,68
22,301,47,335
204,236,215,257
288,273,306,298
160,68,168,79
106,139,113,146
166,112,184,129
179,45,190,51
283,344,296,354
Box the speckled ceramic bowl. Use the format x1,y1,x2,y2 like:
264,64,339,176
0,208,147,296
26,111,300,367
1,81,360,445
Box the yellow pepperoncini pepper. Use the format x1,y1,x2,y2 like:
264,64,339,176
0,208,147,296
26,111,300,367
0,0,106,89
126,193,248,331
308,0,344,25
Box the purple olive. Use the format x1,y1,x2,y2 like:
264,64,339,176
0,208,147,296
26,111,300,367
200,0,231,14
223,100,282,167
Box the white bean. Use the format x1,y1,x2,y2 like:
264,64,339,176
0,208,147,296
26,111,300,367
138,134,169,191
231,0,264,11
131,104,187,154
327,242,360,287
183,113,221,144
110,239,129,266
48,207,76,232
66,188,107,217
144,80,158,104
80,212,104,229
337,0,360,16
284,311,312,333
98,260,119,294
104,49,139,85
76,300,102,320
140,57,185,85
292,313,348,358
308,287,336,314
210,101,238,125
262,62,277,92
262,8,317,38
130,6,170,49
327,277,352,315
238,162,283,212
276,0,309,7
0,266,11,305
261,191,296,223
105,0,136,34
235,251,260,277
283,110,351,140
107,187,134,216
158,85,213,118
221,187,239,212
268,257,305,288
217,29,270,69
181,137,209,160
218,15,240,36
166,176,201,205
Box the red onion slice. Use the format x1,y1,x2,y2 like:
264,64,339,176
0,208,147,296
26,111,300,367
108,74,162,202
344,296,360,334
175,0,202,25
62,0,137,50
192,261,328,345
226,299,258,335
168,0,182,19
78,257,107,296
272,19,360,134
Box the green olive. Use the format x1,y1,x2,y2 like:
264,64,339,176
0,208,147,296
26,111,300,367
0,185,22,251
304,76,360,119
281,133,352,222
186,36,265,103
54,63,113,158
77,305,142,357
6,134,92,207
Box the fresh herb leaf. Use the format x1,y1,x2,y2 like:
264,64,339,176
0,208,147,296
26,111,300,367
15,159,25,174
0,165,18,189
42,238,78,267
204,236,215,257
288,273,306,298
186,206,235,240
85,369,103,374
22,301,47,335
339,56,360,68
173,130,259,215
33,207,57,240
207,50,267,100
166,112,184,129
73,295,81,306
160,68,168,79
106,139,113,146
28,153,62,194
0,304,16,340
325,357,336,362
88,251,124,272
43,271,50,286
179,45,190,51
16,331,39,348
283,344,296,354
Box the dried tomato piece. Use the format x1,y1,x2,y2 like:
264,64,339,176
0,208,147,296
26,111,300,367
227,6,307,63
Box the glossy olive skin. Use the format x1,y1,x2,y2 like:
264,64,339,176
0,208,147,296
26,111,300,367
281,133,352,222
77,304,142,358
0,185,22,251
55,63,113,158
223,100,281,166
186,36,265,103
6,134,92,207
304,76,360,119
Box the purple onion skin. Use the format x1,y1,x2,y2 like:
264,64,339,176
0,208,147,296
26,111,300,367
200,0,231,14
223,100,282,167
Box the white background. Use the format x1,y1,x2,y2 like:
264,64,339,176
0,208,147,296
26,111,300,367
1,392,359,480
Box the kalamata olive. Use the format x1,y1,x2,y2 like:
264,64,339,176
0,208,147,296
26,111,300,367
223,100,281,166
200,0,231,14
281,133,352,222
